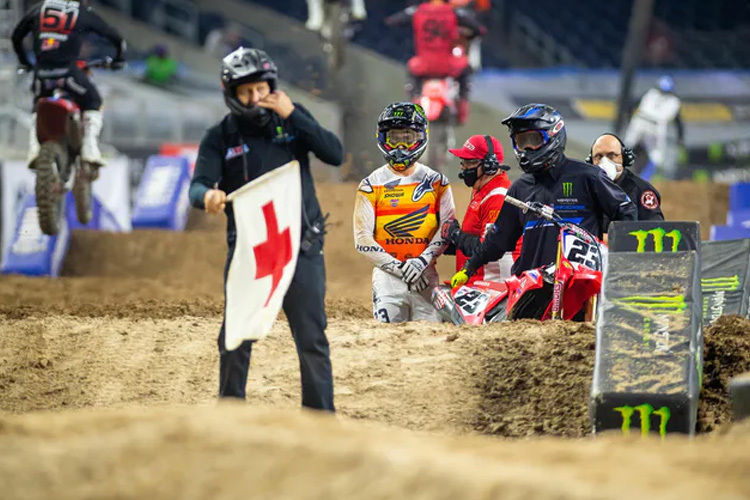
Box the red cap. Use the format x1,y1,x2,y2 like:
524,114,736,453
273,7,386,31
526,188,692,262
449,135,504,162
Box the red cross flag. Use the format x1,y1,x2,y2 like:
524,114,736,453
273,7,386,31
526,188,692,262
224,161,301,350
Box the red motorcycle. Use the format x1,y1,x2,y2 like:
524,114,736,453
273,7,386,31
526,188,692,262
417,76,458,174
432,196,606,324
32,58,115,235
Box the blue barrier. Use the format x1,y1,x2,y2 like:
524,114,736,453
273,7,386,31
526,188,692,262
131,155,191,231
729,183,750,212
0,193,70,277
711,225,750,241
65,192,123,232
727,208,750,228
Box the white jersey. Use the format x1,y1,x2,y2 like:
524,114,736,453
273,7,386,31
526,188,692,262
353,163,456,323
635,88,681,123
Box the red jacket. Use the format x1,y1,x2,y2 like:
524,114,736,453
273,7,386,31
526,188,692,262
456,173,512,282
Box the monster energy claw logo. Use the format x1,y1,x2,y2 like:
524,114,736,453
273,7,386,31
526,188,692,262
701,275,740,291
615,295,686,313
614,404,671,438
562,182,573,197
629,228,682,252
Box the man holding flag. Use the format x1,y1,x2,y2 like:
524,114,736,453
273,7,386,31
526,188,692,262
189,48,343,411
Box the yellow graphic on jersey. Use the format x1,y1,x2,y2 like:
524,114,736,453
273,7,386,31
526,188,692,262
360,175,447,261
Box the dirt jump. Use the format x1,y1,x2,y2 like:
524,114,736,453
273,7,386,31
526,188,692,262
1,180,748,499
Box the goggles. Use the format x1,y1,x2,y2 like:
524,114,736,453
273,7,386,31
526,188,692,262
385,128,423,150
512,130,549,151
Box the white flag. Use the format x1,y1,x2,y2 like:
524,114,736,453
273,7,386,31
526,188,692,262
224,161,302,350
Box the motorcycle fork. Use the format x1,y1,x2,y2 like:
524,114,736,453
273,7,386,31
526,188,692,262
550,236,564,320
584,295,598,322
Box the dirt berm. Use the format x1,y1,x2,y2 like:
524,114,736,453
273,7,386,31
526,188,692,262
0,180,747,499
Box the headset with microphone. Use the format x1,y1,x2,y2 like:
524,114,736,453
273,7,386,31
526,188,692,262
585,133,635,168
458,135,509,183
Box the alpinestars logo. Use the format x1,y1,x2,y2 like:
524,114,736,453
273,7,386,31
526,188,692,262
412,174,436,202
384,205,429,238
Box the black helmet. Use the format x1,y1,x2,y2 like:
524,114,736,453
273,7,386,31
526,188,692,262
501,103,566,175
221,47,278,126
376,102,428,171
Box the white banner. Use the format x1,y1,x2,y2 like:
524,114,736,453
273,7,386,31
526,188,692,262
1,157,131,261
225,161,302,350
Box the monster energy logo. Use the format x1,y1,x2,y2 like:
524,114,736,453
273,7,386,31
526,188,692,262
629,228,682,252
562,182,573,197
393,110,405,117
702,275,740,325
615,295,686,352
615,295,686,314
614,404,671,438
701,275,740,291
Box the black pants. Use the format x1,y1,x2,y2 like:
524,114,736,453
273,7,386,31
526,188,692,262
33,66,102,111
217,234,334,411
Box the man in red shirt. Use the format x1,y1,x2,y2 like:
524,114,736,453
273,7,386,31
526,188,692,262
386,0,485,125
441,135,514,283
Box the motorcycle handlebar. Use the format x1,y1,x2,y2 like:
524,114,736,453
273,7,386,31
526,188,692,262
19,57,123,75
504,195,598,245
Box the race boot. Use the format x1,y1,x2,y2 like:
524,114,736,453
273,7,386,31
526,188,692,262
81,109,105,172
351,0,367,20
27,112,40,169
458,98,470,125
306,0,324,31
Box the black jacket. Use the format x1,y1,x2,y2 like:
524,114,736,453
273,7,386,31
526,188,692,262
603,168,664,229
13,2,125,71
189,104,343,235
466,156,637,276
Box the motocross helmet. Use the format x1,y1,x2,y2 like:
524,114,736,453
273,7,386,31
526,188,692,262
658,75,675,93
376,102,429,171
502,103,566,175
221,47,278,127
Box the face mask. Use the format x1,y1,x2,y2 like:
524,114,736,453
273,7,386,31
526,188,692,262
599,156,620,181
458,167,480,187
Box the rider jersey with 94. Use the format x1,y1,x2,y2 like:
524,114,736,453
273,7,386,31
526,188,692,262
355,163,454,262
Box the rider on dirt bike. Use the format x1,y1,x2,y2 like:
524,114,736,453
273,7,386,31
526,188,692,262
12,0,126,170
451,103,638,287
353,102,455,323
385,0,485,125
441,134,514,284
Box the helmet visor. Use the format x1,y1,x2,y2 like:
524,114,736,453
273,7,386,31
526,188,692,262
385,128,424,150
512,130,547,151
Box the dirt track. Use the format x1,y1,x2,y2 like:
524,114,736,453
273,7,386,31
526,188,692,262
1,180,748,498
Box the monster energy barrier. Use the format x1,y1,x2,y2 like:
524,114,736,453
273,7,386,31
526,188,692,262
700,239,750,326
591,251,702,436
609,221,700,254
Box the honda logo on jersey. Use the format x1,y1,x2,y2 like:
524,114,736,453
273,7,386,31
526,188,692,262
383,205,429,238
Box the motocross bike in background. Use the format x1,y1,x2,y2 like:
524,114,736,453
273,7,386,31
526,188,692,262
31,58,119,235
418,74,459,174
432,195,606,324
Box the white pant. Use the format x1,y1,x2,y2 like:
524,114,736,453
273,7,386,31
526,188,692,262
372,266,440,323
624,116,676,177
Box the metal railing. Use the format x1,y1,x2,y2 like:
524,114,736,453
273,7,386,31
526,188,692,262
509,13,580,68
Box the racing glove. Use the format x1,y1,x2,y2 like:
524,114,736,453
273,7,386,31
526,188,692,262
441,219,461,244
409,274,430,293
110,58,126,70
401,256,428,285
450,268,470,288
